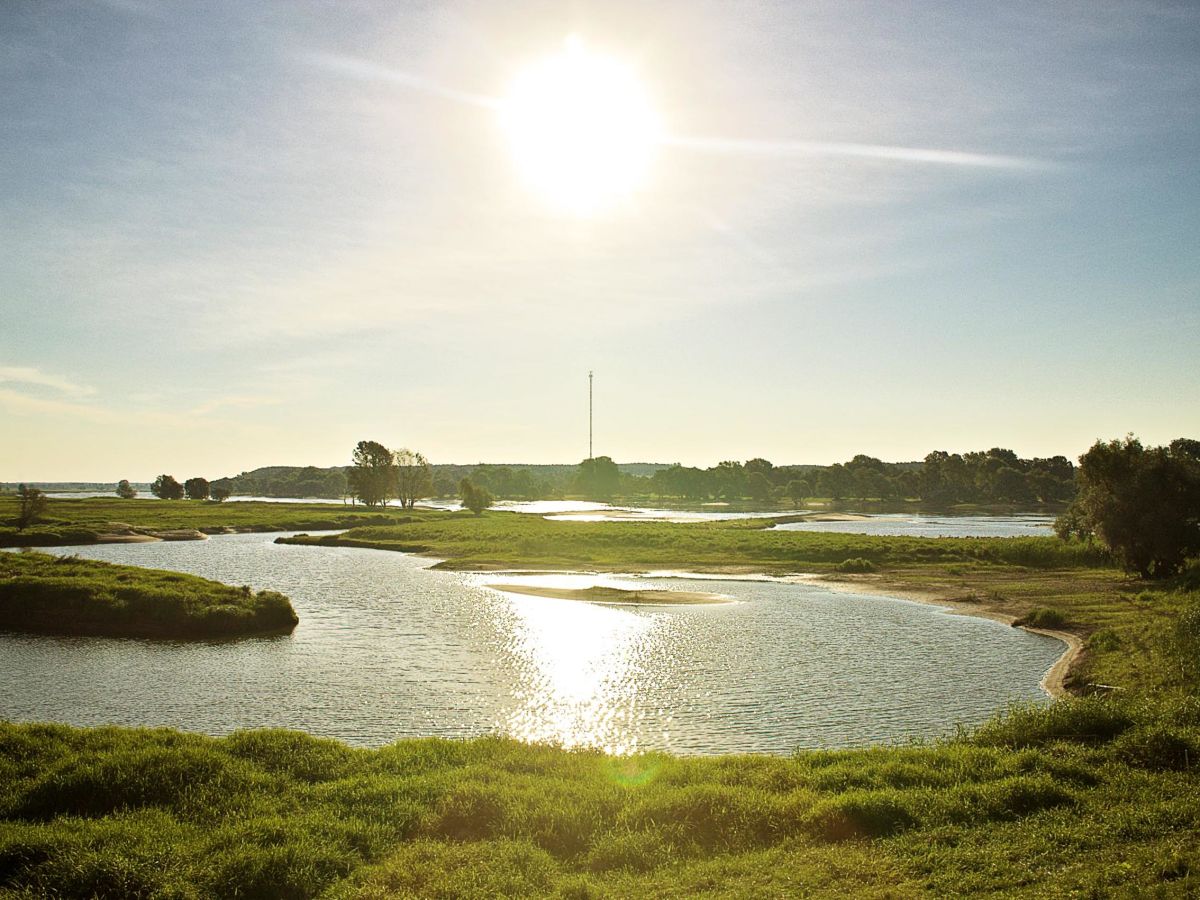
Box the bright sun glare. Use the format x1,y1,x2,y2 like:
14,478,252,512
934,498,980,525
500,37,662,215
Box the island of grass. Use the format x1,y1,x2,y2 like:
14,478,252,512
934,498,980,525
0,551,298,639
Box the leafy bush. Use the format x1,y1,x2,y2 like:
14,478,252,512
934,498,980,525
835,557,876,573
1014,607,1068,629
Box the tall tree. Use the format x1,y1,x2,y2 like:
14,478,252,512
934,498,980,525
574,456,620,500
115,479,137,499
348,441,395,507
394,448,432,509
15,485,47,531
151,474,185,500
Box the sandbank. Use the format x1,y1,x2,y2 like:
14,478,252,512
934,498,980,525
486,583,732,605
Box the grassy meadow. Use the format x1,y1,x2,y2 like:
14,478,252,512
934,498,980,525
0,551,297,639
0,698,1196,898
282,511,1109,572
0,496,425,547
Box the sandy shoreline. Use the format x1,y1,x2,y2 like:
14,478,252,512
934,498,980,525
486,583,732,605
806,573,1082,699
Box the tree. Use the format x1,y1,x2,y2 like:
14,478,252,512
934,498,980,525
394,448,432,510
211,484,232,502
786,479,810,509
15,484,47,531
574,456,620,500
151,474,185,500
115,479,137,499
184,477,210,501
1056,436,1200,578
348,441,395,507
746,471,774,502
458,477,493,515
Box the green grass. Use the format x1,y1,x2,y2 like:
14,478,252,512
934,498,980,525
0,551,297,638
0,698,1196,898
281,510,1109,573
0,496,438,548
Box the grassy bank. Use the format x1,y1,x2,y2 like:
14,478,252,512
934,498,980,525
280,511,1109,572
0,496,431,547
0,698,1196,897
0,552,298,639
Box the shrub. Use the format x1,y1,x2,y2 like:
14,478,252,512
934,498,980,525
835,557,876,573
1014,607,1068,629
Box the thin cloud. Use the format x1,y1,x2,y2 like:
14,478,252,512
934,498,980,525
0,366,96,398
303,52,499,108
665,135,1055,171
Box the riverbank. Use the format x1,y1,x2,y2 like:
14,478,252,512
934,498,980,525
0,551,298,638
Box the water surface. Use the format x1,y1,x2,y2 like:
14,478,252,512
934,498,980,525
0,534,1062,753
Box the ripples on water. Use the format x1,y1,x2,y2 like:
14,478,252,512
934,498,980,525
0,534,1063,754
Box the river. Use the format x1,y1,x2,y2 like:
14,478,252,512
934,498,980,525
0,533,1063,754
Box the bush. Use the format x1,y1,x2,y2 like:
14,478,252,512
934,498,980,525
1014,607,1068,629
835,557,876,573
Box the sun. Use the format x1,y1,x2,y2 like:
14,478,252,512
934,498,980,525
499,37,662,215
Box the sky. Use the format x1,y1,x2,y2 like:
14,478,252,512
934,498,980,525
2,0,1198,481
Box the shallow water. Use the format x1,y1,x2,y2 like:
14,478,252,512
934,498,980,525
0,534,1063,753
772,512,1055,538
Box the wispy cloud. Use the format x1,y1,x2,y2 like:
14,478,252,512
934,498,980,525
0,366,96,398
303,52,499,108
665,136,1055,171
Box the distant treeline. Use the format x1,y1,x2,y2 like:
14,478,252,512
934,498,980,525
649,450,1075,506
213,448,1075,506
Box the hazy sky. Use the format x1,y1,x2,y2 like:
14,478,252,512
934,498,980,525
3,0,1198,480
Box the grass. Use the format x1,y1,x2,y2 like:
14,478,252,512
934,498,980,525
0,697,1195,898
280,510,1110,573
0,496,434,548
0,551,297,638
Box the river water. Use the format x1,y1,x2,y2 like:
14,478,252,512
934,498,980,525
0,533,1063,754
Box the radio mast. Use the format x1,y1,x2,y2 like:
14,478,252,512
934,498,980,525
588,370,594,460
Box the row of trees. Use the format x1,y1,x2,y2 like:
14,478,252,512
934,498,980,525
347,441,432,508
212,466,347,500
147,475,231,502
